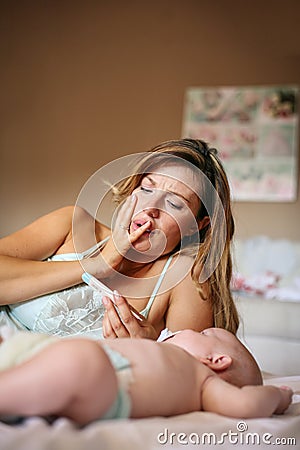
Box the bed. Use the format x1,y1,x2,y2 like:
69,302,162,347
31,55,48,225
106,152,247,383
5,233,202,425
0,372,299,450
1,235,300,449
1,324,299,450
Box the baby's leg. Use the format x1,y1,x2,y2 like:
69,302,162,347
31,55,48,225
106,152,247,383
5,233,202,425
0,338,118,425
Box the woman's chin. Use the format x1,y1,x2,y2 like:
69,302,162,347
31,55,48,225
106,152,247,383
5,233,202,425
129,232,170,261
131,240,152,254
128,242,161,262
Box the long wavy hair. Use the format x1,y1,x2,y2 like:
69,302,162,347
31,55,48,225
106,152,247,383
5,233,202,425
112,139,239,334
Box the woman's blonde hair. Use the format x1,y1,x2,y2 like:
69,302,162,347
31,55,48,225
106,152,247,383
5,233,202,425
112,139,239,334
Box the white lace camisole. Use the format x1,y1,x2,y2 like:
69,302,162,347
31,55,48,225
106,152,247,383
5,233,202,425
2,238,173,339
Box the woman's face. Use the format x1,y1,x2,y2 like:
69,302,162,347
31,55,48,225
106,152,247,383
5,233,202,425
129,163,203,256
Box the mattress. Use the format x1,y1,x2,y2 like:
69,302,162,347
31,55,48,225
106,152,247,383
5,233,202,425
1,373,299,450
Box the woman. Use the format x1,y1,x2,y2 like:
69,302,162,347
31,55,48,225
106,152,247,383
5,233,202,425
0,139,239,339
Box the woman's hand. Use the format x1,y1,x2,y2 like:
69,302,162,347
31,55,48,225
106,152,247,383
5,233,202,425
88,195,150,278
102,292,158,340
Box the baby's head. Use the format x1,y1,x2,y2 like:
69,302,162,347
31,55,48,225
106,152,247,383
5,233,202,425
170,327,262,387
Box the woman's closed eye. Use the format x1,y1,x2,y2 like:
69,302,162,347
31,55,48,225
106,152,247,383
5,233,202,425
166,198,183,210
140,186,153,194
140,186,185,211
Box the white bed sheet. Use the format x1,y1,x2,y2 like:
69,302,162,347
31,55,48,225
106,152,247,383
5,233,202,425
1,374,299,450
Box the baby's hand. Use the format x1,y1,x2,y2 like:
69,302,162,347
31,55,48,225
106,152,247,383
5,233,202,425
274,386,293,415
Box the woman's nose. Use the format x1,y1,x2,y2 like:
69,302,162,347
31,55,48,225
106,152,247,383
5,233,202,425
136,189,162,217
145,206,160,218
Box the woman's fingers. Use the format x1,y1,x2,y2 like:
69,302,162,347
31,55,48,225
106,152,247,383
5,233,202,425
114,195,151,242
90,194,148,276
103,292,159,340
127,221,151,244
102,294,143,338
114,195,137,232
102,316,117,339
113,291,145,323
111,194,152,258
102,308,117,339
102,296,130,338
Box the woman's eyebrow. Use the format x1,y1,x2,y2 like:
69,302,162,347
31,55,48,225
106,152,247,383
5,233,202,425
145,175,191,204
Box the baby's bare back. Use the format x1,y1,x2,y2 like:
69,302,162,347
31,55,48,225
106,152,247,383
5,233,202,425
103,338,209,418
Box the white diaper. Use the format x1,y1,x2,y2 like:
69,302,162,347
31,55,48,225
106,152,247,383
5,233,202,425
0,326,58,371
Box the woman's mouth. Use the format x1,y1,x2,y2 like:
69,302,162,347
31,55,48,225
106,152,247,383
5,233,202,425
132,220,152,233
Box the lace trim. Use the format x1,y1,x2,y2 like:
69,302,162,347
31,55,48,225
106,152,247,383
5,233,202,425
33,285,105,338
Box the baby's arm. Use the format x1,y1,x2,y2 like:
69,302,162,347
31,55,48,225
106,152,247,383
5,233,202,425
201,376,293,418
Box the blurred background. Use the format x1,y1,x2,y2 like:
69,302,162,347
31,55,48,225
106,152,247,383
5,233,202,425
0,0,299,239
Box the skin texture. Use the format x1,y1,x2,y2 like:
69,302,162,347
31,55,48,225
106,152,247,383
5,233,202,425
0,166,213,340
0,328,293,425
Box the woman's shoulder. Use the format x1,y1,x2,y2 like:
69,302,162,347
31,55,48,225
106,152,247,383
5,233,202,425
167,253,209,298
164,253,195,283
30,205,75,224
71,205,111,245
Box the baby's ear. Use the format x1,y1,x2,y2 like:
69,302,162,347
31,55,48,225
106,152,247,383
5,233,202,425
200,354,232,371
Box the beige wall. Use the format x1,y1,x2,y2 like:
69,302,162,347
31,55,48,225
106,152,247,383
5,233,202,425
1,0,299,240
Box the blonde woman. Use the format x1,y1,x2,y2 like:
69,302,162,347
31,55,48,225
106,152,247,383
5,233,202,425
0,139,238,340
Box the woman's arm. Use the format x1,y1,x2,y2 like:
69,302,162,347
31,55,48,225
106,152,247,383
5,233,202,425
0,207,74,260
0,257,85,305
0,199,156,306
0,207,84,304
202,376,293,418
164,273,213,333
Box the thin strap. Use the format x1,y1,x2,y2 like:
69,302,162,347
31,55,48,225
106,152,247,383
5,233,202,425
140,255,173,319
82,236,110,258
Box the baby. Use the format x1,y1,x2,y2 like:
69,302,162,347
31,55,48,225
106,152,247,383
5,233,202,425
0,326,293,426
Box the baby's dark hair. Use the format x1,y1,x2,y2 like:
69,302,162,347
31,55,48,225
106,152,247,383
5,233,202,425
221,340,263,388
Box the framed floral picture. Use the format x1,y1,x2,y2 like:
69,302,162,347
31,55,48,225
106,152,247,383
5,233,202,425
182,85,299,202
